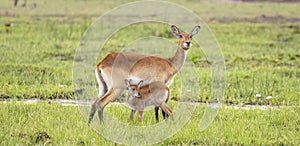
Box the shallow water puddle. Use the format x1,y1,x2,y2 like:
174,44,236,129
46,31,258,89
0,98,294,110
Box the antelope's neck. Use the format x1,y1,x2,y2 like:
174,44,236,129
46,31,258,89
168,46,187,72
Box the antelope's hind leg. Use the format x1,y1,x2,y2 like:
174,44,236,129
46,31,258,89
155,107,159,123
88,88,117,124
160,102,174,121
88,69,107,124
161,97,170,120
88,95,105,124
88,102,97,124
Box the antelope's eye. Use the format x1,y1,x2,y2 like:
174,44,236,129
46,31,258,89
132,88,135,91
178,34,183,38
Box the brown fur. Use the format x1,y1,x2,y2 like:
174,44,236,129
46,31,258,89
88,25,200,124
126,81,173,122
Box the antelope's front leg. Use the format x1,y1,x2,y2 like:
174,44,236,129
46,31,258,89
130,109,136,121
138,111,144,122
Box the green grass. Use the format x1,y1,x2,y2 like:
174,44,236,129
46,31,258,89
0,101,299,145
1,20,299,105
0,0,300,145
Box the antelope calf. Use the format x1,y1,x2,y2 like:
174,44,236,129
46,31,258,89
125,79,173,122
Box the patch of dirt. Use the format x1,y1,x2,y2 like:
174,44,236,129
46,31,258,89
35,131,51,143
11,131,52,144
11,132,27,138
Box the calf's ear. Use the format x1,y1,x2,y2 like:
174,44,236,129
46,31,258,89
138,80,143,89
125,79,130,89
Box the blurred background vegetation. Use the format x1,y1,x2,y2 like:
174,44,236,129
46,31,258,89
0,0,299,105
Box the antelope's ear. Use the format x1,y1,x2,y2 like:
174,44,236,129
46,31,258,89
189,25,200,38
137,80,143,88
125,79,130,89
171,25,182,38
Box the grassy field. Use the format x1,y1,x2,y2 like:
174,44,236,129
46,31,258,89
0,101,299,145
0,0,300,145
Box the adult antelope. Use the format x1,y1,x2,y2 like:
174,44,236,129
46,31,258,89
88,25,200,124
